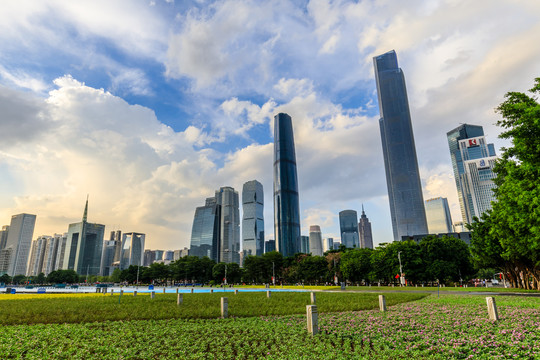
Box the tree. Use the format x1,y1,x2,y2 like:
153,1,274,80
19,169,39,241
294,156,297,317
46,270,78,284
0,274,12,285
212,262,241,284
419,236,474,284
470,78,540,289
35,273,46,285
340,248,372,283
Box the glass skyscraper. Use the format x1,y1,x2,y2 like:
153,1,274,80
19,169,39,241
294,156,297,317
216,186,240,264
190,196,221,262
273,113,301,257
339,210,360,248
447,124,497,224
308,225,323,256
0,213,36,276
373,50,428,241
119,232,145,270
425,197,453,234
300,235,310,254
358,206,373,249
242,180,264,257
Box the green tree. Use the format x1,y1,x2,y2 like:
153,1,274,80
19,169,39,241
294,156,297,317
212,262,241,284
340,248,373,283
35,273,46,285
470,78,540,290
0,274,12,284
46,270,78,284
12,275,27,285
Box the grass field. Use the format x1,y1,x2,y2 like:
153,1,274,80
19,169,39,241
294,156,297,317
0,291,538,359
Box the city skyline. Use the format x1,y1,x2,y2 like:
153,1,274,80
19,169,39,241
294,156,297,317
1,1,539,250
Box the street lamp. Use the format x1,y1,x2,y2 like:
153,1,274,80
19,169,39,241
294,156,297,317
397,251,404,287
272,261,275,286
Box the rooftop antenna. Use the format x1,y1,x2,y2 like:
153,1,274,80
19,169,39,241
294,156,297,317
82,194,89,222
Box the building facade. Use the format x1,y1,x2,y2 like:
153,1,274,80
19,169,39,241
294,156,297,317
242,180,264,258
119,232,145,270
299,235,310,254
189,197,221,262
216,186,240,264
0,225,9,251
339,210,360,248
425,197,453,234
0,213,36,276
265,240,275,253
323,238,334,253
273,113,301,257
358,206,373,249
308,225,323,256
373,50,428,241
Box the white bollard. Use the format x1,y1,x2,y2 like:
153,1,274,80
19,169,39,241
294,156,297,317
151,291,155,300
191,288,194,294
486,297,499,321
163,288,166,294
176,288,179,294
120,290,124,296
111,289,114,296
379,295,387,312
221,297,228,318
210,289,214,293
234,289,238,295
177,293,183,305
133,290,137,296
267,290,271,298
310,292,316,304
306,305,318,335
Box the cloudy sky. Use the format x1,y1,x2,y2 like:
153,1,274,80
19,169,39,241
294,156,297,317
1,0,539,251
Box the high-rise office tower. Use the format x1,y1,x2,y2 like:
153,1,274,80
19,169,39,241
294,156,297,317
62,198,105,275
309,225,323,256
265,240,276,253
154,250,164,262
164,250,174,261
299,235,310,254
119,232,145,270
358,206,373,249
143,249,155,266
217,186,240,264
242,180,264,257
190,196,221,262
41,234,61,275
0,225,9,250
339,210,360,248
425,197,453,234
110,230,122,263
0,213,36,276
27,235,49,276
54,233,68,271
447,124,497,223
323,237,334,253
100,240,117,276
374,50,428,241
274,113,301,257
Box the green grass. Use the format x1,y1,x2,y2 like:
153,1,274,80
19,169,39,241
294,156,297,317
0,291,427,325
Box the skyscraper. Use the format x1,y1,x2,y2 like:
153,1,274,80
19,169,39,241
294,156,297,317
299,235,310,254
190,196,221,262
242,180,264,257
119,232,145,270
374,50,428,241
323,238,334,253
309,225,323,256
0,225,9,250
0,213,36,276
216,186,240,264
358,206,373,249
425,197,453,234
27,235,49,276
274,113,301,257
42,234,61,275
62,198,105,275
447,124,497,223
339,210,359,248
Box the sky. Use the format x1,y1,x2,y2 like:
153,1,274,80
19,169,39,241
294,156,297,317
1,0,539,252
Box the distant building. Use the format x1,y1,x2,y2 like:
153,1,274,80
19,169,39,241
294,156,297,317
27,236,49,276
274,113,301,257
217,186,241,264
323,238,334,253
100,240,117,276
374,50,428,241
242,180,264,258
425,197,453,234
190,197,221,262
402,232,471,245
164,250,174,262
358,206,373,249
299,235,310,254
42,234,63,275
54,233,68,271
173,248,190,261
453,221,466,233
309,225,323,256
143,250,155,266
119,233,145,270
447,124,497,223
265,240,276,253
332,241,341,250
62,198,105,276
339,210,359,248
0,213,36,276
154,250,164,262
0,225,9,250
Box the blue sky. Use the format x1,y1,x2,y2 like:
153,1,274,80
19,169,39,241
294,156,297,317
1,0,539,251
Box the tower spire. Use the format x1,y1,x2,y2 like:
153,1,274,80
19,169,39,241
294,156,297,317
83,194,89,222
362,203,365,215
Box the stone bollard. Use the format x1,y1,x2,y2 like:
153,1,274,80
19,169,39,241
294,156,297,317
120,290,124,296
310,292,316,304
177,293,183,305
176,288,179,294
190,288,194,294
306,305,318,335
221,297,228,318
267,290,271,298
163,288,166,294
210,289,214,293
486,297,499,321
151,291,155,300
96,288,100,293
234,289,238,295
133,290,137,296
379,295,387,312
111,289,114,296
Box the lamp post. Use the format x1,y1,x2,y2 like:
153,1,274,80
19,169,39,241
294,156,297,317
397,251,404,287
272,261,275,286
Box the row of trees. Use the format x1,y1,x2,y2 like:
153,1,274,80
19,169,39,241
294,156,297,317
0,270,79,286
468,78,540,290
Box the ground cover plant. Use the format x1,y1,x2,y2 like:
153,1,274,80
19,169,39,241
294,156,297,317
0,294,538,359
0,291,426,325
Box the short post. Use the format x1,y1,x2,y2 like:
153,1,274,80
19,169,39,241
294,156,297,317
176,288,179,294
306,305,318,335
177,293,183,305
486,297,499,321
120,290,124,296
234,289,238,295
210,289,214,293
267,290,271,298
190,288,194,294
151,291,155,300
221,297,228,318
310,292,316,304
95,288,100,293
379,295,387,312
163,288,166,294
111,289,114,296
133,290,137,296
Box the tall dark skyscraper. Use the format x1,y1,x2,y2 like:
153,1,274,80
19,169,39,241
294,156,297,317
242,180,264,257
190,196,221,262
339,210,359,248
373,50,428,241
273,113,301,257
358,205,373,249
